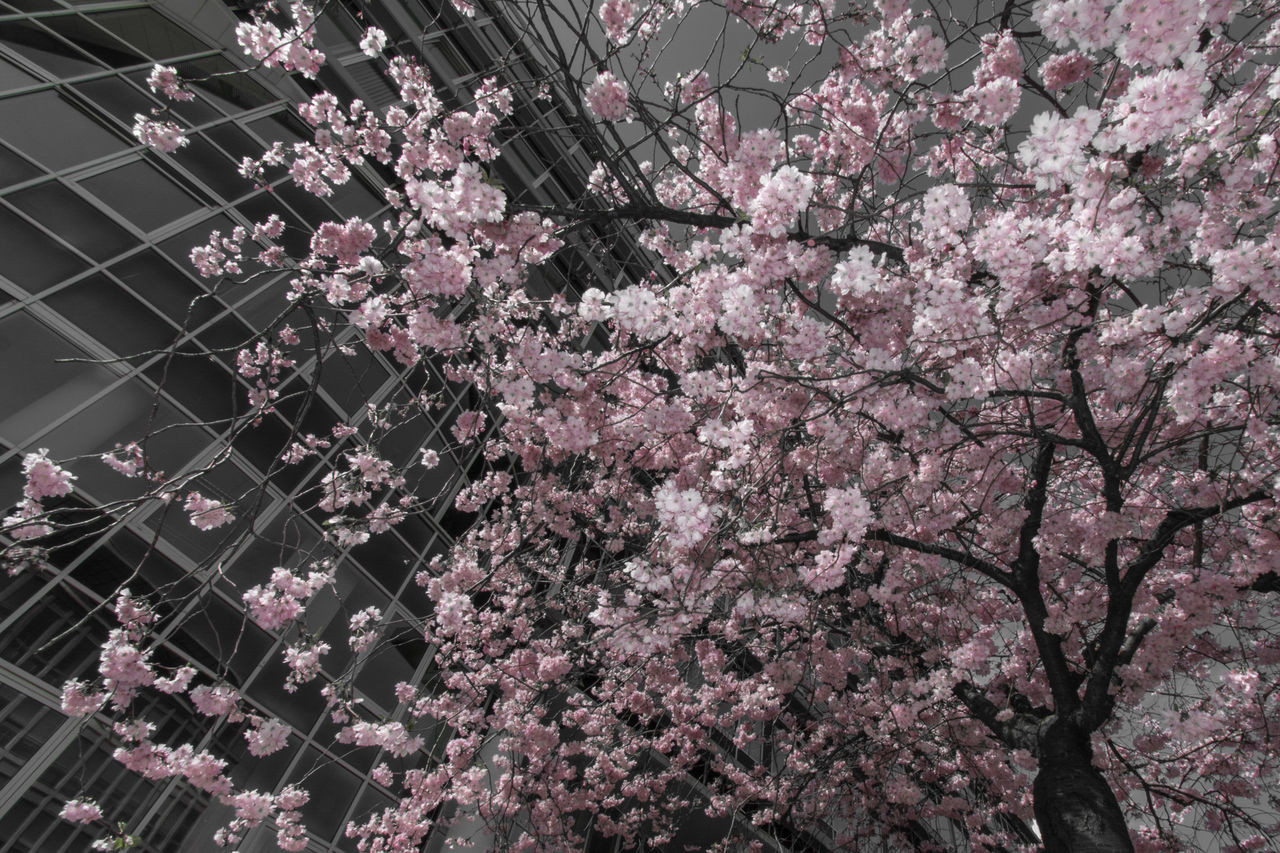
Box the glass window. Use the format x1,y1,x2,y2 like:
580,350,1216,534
0,312,104,440
123,67,220,125
73,74,157,126
81,158,204,232
233,274,296,330
43,14,146,69
44,273,176,354
329,172,385,220
344,57,398,109
203,122,261,161
321,346,393,416
0,145,40,189
0,204,89,291
355,626,424,709
236,192,309,256
226,731,300,792
166,595,272,689
275,181,340,228
0,786,98,853
89,8,210,63
248,110,308,146
108,249,205,320
8,182,133,263
0,580,108,684
0,54,38,92
0,90,128,171
0,687,64,792
0,18,102,78
173,135,252,201
156,212,234,268
141,345,238,424
174,54,275,113
251,656,327,731
295,749,361,840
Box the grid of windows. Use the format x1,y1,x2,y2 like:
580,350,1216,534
0,1,658,851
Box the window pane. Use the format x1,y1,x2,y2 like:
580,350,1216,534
73,74,157,126
81,158,204,232
0,19,102,78
156,212,234,269
296,750,361,840
0,55,39,92
43,14,146,69
248,110,308,145
89,8,211,62
179,134,254,201
8,182,133,263
0,204,88,291
0,144,41,188
329,173,385,219
44,273,176,354
0,90,128,171
108,249,205,319
175,55,275,113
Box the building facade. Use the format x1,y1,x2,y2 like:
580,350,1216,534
0,1,652,851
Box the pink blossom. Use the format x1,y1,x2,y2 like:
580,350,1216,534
59,799,103,824
749,165,814,238
132,115,188,153
282,639,329,691
101,443,145,477
310,218,376,264
452,409,488,442
154,665,196,694
145,65,193,101
348,606,384,652
654,482,717,550
22,449,75,500
190,684,241,718
585,72,630,122
1040,52,1092,90
245,716,290,756
184,492,234,531
4,498,51,541
98,629,155,706
359,27,388,56
60,680,107,717
820,486,872,546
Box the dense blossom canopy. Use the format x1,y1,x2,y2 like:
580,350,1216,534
6,0,1280,851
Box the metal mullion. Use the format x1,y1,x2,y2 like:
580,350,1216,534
0,48,223,99
0,2,149,23
0,196,127,291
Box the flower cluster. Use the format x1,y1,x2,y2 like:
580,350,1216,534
131,115,188,153
145,65,194,101
234,2,325,77
184,492,235,531
585,72,630,121
283,639,330,691
242,566,334,631
348,606,384,653
749,165,814,238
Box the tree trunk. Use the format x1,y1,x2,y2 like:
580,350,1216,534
1033,719,1134,853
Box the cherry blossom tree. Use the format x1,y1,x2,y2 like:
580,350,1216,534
6,0,1280,851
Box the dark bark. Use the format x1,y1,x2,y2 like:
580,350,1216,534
1033,719,1134,853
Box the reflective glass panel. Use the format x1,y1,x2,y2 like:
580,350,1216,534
0,204,89,290
0,90,128,171
8,181,133,262
81,158,204,232
0,19,101,77
89,8,210,62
